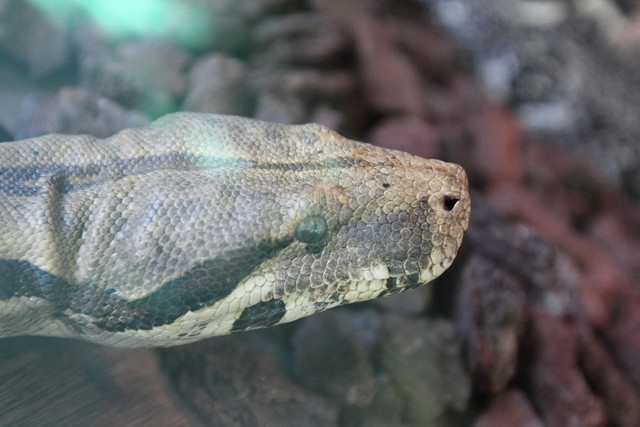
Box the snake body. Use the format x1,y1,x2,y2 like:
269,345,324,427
0,113,470,347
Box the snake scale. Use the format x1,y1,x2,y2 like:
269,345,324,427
0,113,470,347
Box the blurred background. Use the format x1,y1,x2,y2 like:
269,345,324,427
1,0,640,425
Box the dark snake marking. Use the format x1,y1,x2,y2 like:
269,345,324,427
377,273,420,298
1,238,293,333
0,259,73,307
231,299,287,333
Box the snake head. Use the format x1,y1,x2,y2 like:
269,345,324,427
85,117,471,345
0,114,469,347
211,122,471,337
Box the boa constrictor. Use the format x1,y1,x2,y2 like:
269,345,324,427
0,113,470,347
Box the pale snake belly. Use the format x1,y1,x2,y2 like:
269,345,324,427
0,113,470,347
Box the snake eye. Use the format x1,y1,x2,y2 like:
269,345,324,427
295,215,328,243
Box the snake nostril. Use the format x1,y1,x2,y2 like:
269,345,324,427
443,196,459,211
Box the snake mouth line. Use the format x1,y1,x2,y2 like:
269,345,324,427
375,272,423,298
321,270,426,307
329,258,452,303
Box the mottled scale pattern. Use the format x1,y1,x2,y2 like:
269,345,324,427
0,113,470,347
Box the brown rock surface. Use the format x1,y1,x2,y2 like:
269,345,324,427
527,309,606,427
160,337,338,427
456,255,527,394
579,330,640,427
182,54,252,116
368,115,440,160
377,315,471,424
0,337,190,426
352,13,426,116
292,310,376,406
474,388,544,427
15,87,149,139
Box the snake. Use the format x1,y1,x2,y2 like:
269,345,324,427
0,113,470,347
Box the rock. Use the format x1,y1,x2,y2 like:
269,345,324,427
0,0,72,77
310,0,395,19
77,29,191,117
292,309,377,406
522,143,613,225
197,0,251,53
116,39,191,103
485,185,625,326
237,0,301,19
456,255,527,394
527,309,606,427
251,68,353,100
579,330,640,427
429,0,640,198
160,336,338,427
445,74,488,122
474,389,544,427
423,81,467,124
182,54,252,116
466,106,523,188
589,207,640,279
341,374,405,427
465,201,575,318
372,286,431,316
253,90,307,124
14,87,149,139
0,58,42,137
378,315,470,424
368,115,440,160
252,13,349,66
352,13,426,116
251,69,352,124
0,123,13,142
386,15,458,83
602,288,640,394
307,104,345,131
0,337,190,425
75,26,145,107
